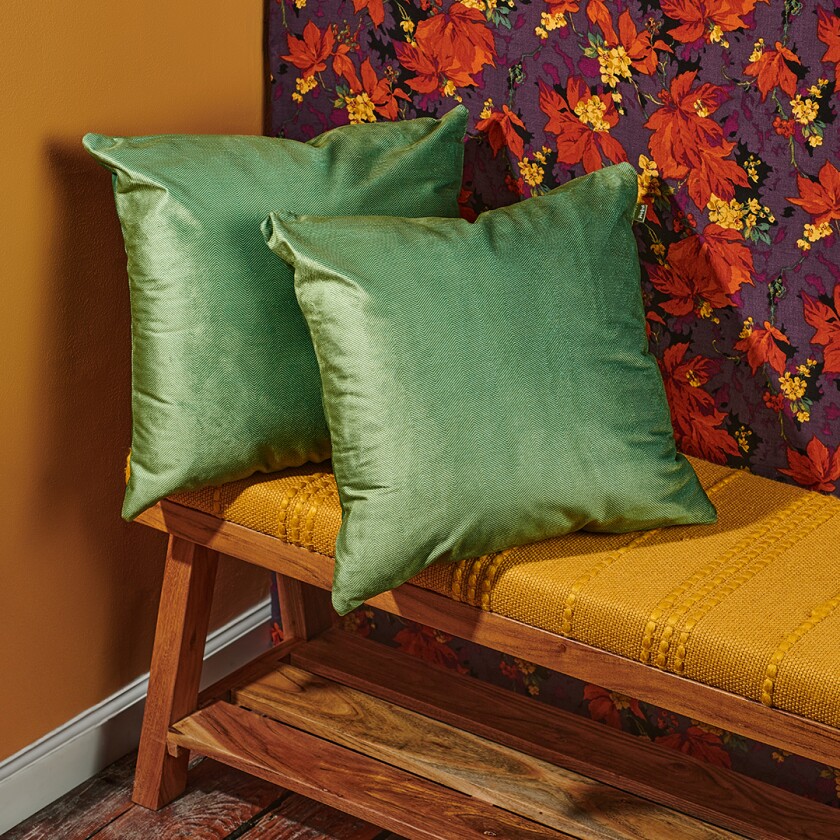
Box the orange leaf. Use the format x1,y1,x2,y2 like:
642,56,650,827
779,437,840,493
352,0,385,27
788,161,840,225
476,106,526,159
818,6,840,83
803,287,840,374
281,21,334,77
734,322,790,374
744,41,800,101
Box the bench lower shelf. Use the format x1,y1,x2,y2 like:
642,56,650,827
167,629,840,840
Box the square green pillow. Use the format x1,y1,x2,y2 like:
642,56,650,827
263,162,717,615
82,106,467,519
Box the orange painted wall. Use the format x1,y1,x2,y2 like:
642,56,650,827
0,2,267,761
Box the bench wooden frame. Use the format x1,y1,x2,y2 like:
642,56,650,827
131,498,840,839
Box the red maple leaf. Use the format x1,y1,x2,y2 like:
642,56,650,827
803,287,840,374
476,105,525,159
787,162,840,225
546,0,580,14
656,726,732,768
282,21,334,78
660,343,740,463
351,58,408,120
779,436,840,493
420,2,496,77
352,0,385,27
616,10,671,75
646,71,748,209
661,0,763,44
669,224,755,300
539,78,627,173
395,3,495,93
744,41,800,101
734,321,790,374
394,623,467,672
584,685,644,729
333,43,360,90
818,6,840,84
649,261,732,317
586,0,617,42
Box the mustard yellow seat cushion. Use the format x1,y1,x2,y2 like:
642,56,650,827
171,459,840,729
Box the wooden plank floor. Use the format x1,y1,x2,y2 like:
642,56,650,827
2,753,403,840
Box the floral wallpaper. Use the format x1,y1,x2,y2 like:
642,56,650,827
269,0,840,496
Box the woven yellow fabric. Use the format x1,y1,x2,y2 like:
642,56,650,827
171,458,840,728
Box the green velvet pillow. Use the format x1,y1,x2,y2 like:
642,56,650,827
82,107,467,519
263,163,717,615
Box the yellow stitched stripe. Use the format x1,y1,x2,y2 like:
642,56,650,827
563,471,739,638
641,492,816,667
761,591,840,707
672,496,836,674
285,473,334,546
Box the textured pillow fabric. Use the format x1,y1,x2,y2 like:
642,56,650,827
83,106,467,520
263,162,717,615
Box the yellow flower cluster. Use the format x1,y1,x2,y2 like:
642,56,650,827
441,79,463,101
779,359,816,422
346,92,377,124
708,23,729,48
743,154,761,183
791,95,819,126
637,154,661,201
809,78,829,98
574,96,610,131
734,426,752,453
294,0,306,7
739,316,754,339
797,221,833,251
518,158,545,187
749,37,765,63
535,11,567,39
400,19,415,35
697,300,719,322
779,372,807,401
291,74,318,103
480,98,494,120
707,194,774,238
598,45,632,87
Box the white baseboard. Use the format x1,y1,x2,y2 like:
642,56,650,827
0,597,273,835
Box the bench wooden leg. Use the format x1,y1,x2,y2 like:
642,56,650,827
275,574,335,641
133,536,219,809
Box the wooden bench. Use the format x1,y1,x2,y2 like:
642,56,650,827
130,456,840,839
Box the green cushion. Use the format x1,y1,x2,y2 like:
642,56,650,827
263,163,717,615
82,107,467,520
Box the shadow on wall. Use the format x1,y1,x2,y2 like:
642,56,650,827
39,140,167,687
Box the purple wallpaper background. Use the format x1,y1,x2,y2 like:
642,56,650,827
268,0,840,806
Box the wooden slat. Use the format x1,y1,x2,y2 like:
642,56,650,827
4,752,135,840
93,758,284,839
233,663,739,840
294,630,840,840
197,636,301,708
275,575,336,641
133,536,219,809
136,501,840,769
236,793,385,839
169,700,571,840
